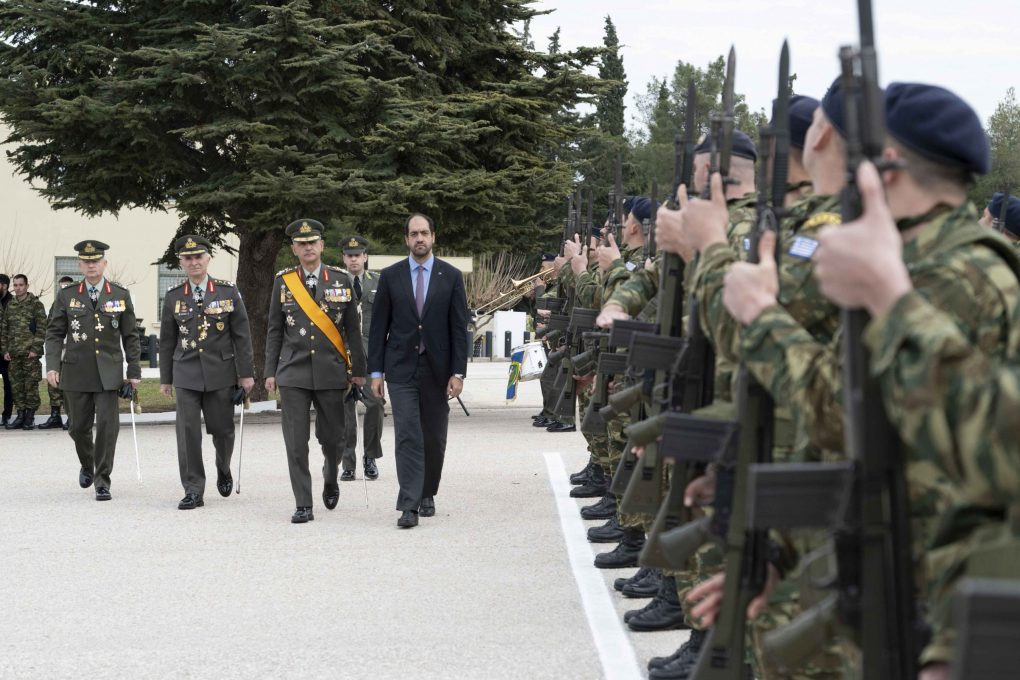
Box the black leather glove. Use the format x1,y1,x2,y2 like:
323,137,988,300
118,383,135,400
345,384,364,404
232,385,246,406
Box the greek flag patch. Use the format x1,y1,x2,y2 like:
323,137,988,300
742,238,751,252
626,262,637,271
788,236,819,259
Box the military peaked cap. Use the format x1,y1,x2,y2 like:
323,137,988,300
74,240,110,261
175,234,212,257
885,82,990,176
342,235,368,254
286,219,324,243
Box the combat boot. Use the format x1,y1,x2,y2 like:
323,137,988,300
580,493,617,520
647,629,707,675
21,409,35,430
37,407,63,430
594,527,643,569
614,566,650,592
6,409,25,430
589,517,625,544
622,566,662,598
627,575,688,631
570,464,607,498
570,461,598,485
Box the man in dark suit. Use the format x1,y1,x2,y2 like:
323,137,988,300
339,235,383,481
159,235,255,510
44,240,141,501
368,213,469,529
265,219,367,524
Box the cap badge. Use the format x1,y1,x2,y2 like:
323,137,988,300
185,238,197,249
299,222,312,234
84,243,96,253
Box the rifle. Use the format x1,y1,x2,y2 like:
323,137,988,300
679,42,789,680
751,9,919,677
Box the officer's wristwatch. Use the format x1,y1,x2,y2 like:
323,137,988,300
453,374,465,381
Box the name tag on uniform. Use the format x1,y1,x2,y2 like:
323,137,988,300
788,236,819,260
326,287,352,303
103,300,127,313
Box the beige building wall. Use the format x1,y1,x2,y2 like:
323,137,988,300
2,126,472,336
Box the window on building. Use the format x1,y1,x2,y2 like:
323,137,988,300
157,264,187,319
54,256,80,293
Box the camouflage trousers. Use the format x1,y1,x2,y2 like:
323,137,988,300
9,355,41,410
47,382,64,410
578,384,608,463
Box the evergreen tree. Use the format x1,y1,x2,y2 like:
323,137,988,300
595,16,626,138
0,0,602,395
974,87,1020,208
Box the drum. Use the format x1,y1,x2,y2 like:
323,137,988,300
517,342,548,381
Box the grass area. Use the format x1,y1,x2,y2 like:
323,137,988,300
37,378,178,413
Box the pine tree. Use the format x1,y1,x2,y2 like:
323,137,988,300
0,0,602,395
974,87,1020,208
595,16,626,138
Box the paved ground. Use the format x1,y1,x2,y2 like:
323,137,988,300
0,363,687,679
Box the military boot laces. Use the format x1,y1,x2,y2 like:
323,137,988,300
593,527,644,569
570,464,607,498
626,575,689,632
36,407,63,430
569,461,598,485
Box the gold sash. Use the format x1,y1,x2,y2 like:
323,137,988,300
282,271,351,371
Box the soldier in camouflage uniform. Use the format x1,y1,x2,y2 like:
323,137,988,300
1,274,47,430
38,276,75,430
716,82,1019,675
672,93,850,679
978,191,1020,249
0,274,13,427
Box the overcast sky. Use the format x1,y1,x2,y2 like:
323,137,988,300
529,0,1019,131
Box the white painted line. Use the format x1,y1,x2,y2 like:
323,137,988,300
544,451,644,680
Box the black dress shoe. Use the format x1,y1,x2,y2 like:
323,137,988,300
532,416,552,428
95,487,111,501
216,469,233,497
291,507,314,523
364,457,379,480
178,493,204,510
546,422,576,433
323,488,339,510
79,466,94,489
531,411,546,421
340,469,356,482
419,496,435,517
397,510,418,528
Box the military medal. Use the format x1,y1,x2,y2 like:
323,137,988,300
95,322,104,332
112,319,119,329
286,315,295,327
216,321,225,331
299,327,307,336
72,332,80,343
179,325,188,335
320,301,329,313
70,319,80,330
81,333,87,341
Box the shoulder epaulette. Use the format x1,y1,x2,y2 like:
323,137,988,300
167,281,187,292
275,266,298,278
107,280,127,291
326,264,350,275
213,278,235,287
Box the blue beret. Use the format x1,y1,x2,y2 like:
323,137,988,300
694,129,757,162
541,252,557,262
885,82,990,176
785,95,820,149
987,193,1020,236
820,77,846,137
622,195,638,216
629,197,659,223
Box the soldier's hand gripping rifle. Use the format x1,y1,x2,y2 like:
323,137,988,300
661,43,790,680
553,189,594,420
747,11,919,677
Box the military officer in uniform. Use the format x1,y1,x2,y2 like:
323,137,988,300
159,235,255,510
45,241,141,501
339,235,383,481
265,219,367,524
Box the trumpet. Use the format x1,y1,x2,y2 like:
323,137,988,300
474,268,555,317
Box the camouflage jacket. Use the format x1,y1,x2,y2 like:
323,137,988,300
693,193,842,458
741,203,1020,664
1,292,47,357
603,242,646,301
574,260,601,309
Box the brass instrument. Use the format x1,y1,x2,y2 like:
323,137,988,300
474,267,555,317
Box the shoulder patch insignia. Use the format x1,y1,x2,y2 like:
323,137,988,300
802,212,842,231
625,261,637,271
788,236,819,260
